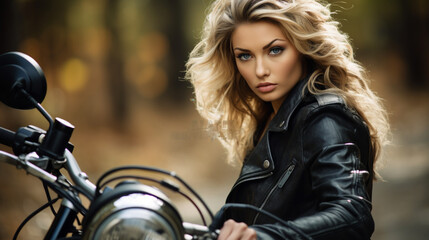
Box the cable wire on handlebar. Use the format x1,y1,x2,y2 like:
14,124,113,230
57,169,94,201
13,197,60,240
211,203,312,240
98,174,208,226
43,180,87,215
95,165,214,223
43,181,57,215
43,175,83,226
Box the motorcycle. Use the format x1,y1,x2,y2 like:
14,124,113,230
0,51,220,240
0,51,292,240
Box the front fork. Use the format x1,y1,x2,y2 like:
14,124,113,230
44,198,78,240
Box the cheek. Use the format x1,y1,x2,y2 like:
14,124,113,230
276,55,302,80
236,63,253,85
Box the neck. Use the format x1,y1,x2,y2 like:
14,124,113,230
271,96,286,114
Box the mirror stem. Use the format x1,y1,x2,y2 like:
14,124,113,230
18,87,54,126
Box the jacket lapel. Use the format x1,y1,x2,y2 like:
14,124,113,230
233,77,310,185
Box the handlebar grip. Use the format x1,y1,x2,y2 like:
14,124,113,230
0,126,15,147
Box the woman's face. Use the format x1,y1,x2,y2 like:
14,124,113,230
231,21,302,112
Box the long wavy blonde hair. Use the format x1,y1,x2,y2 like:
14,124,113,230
185,0,389,172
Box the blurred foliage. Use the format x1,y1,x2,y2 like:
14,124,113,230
0,0,427,130
0,0,212,130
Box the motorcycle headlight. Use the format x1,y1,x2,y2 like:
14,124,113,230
83,181,184,240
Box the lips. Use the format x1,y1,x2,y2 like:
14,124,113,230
256,82,277,93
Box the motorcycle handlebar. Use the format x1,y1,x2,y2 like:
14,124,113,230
183,222,218,236
0,125,96,199
64,150,96,198
0,126,15,147
0,126,218,239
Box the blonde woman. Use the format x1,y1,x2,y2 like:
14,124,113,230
186,0,389,239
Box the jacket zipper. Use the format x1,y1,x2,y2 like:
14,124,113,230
252,164,295,224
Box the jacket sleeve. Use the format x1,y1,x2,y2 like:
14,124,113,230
252,105,374,240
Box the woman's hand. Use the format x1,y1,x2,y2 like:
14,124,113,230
217,219,257,240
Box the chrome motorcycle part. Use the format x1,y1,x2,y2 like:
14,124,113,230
83,181,184,240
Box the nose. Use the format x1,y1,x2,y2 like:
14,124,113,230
255,57,269,78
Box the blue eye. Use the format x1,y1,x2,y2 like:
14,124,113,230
237,53,251,61
269,47,284,55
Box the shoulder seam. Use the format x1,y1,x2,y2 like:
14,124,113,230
314,93,344,106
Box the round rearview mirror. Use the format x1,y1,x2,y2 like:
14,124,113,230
0,52,47,109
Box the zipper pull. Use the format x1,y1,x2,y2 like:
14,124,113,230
278,164,295,188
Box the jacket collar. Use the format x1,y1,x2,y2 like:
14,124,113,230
268,75,309,133
234,76,310,183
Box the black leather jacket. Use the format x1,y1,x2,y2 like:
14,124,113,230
222,77,374,239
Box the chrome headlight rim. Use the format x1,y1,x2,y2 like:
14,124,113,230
83,181,184,240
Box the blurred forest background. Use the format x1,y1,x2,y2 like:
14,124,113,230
0,0,428,239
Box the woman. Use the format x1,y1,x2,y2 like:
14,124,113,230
185,0,389,239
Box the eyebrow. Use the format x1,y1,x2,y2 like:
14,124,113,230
233,39,286,52
263,39,284,50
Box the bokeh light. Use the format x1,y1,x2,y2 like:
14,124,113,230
59,58,89,93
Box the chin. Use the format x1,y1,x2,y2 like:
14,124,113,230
259,95,282,103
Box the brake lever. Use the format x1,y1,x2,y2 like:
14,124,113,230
18,153,58,183
0,150,57,183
